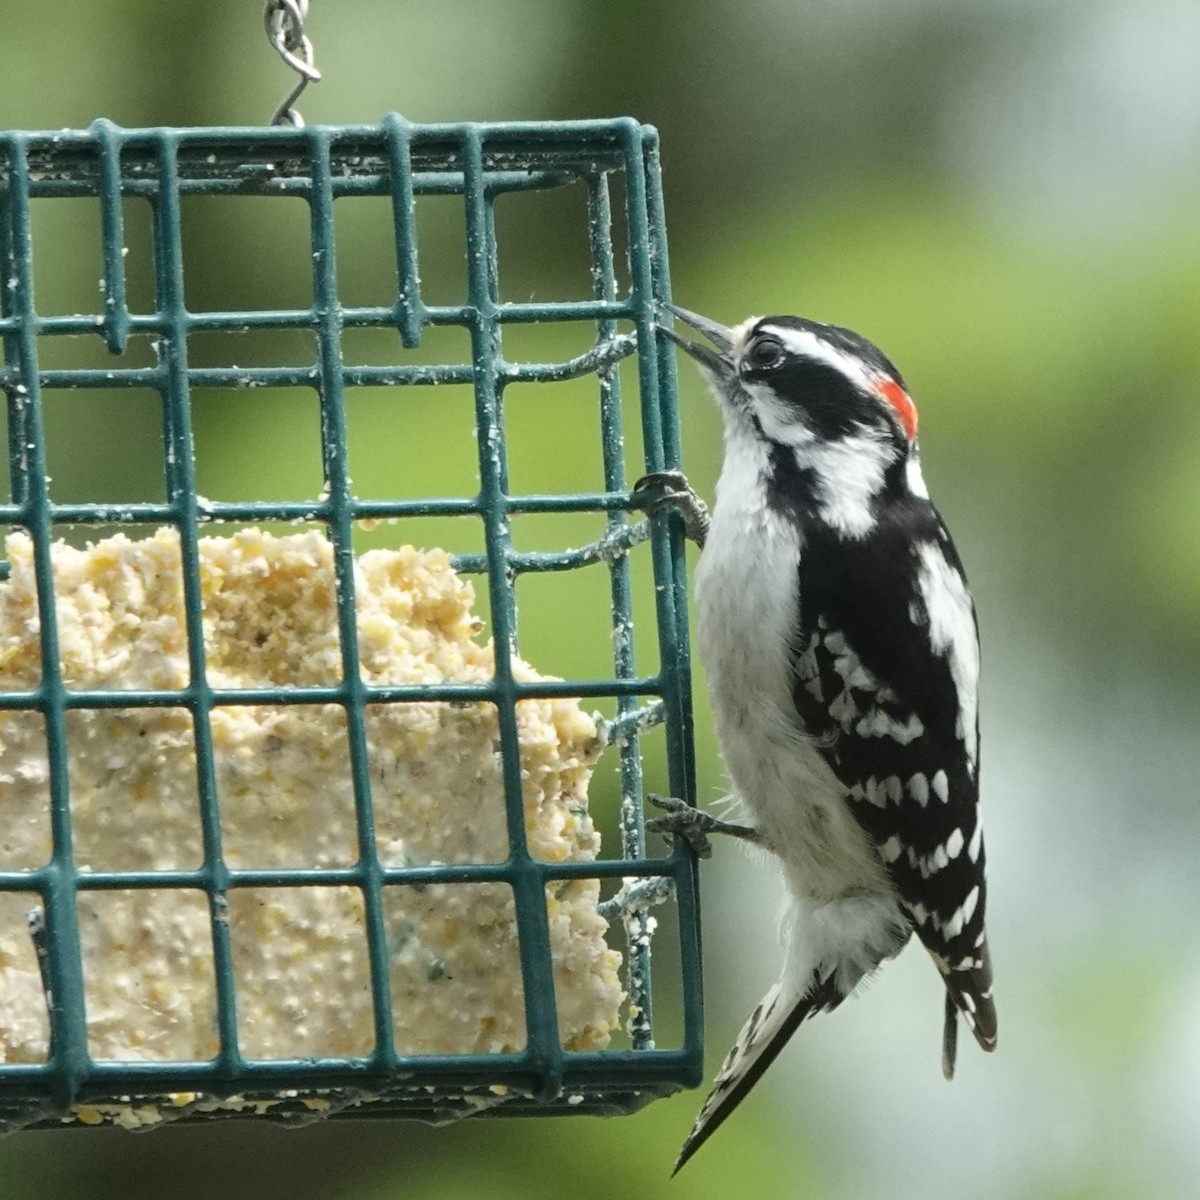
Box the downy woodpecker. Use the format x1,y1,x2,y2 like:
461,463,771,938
642,306,996,1173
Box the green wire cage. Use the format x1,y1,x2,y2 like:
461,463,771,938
0,115,703,1128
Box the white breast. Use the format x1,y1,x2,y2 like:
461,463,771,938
693,423,890,905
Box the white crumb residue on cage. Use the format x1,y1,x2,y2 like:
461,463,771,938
0,528,624,1084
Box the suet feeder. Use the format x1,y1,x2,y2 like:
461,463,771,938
0,115,703,1128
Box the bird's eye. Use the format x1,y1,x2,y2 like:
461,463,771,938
745,337,784,370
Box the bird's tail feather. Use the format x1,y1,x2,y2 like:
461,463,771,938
940,938,997,1080
673,973,843,1175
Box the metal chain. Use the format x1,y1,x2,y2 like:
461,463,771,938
264,0,322,127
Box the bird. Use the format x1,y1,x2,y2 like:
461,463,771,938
638,304,996,1174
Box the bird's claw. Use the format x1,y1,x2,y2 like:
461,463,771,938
645,793,762,859
646,793,714,858
633,471,710,549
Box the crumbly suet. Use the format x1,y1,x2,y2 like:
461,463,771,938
0,529,622,1090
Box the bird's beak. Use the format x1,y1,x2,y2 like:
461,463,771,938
658,304,736,379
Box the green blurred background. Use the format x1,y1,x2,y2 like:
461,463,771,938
3,1,1200,1197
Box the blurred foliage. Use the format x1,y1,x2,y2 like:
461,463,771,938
3,1,1200,1199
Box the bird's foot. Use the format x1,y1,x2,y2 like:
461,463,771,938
645,793,764,859
633,471,710,549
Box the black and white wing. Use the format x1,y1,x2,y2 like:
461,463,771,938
791,494,996,1074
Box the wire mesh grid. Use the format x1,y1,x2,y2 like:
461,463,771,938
0,116,702,1128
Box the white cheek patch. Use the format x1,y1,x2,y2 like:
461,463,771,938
741,378,816,446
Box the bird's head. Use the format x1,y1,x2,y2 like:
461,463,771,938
660,305,919,458
661,305,930,535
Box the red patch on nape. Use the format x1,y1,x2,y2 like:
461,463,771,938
875,380,918,441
